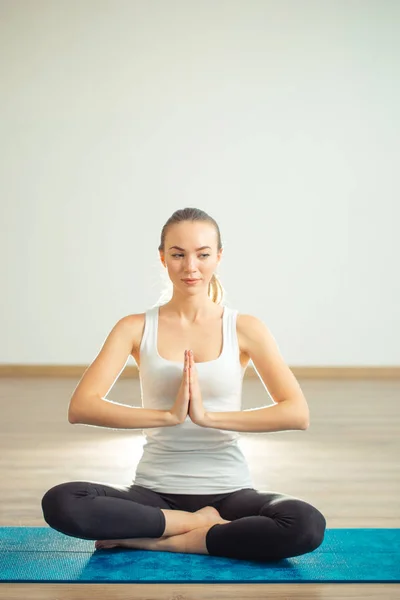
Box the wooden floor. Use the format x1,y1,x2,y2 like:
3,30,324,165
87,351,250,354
0,375,399,599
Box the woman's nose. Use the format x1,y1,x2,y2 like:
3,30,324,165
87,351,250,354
184,257,196,271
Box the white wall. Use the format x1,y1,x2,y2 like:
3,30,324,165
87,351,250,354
1,0,399,367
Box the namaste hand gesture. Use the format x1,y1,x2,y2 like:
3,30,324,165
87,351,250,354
169,349,210,427
186,349,210,427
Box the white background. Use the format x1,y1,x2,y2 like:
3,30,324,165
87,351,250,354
1,0,399,367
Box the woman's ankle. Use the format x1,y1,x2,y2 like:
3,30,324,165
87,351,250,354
160,508,204,537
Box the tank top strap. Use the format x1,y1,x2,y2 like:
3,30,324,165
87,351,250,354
140,305,158,356
223,305,241,361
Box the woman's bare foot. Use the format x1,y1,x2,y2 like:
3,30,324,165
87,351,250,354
95,506,230,550
194,505,231,526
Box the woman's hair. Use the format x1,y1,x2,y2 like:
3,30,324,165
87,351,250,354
158,207,224,305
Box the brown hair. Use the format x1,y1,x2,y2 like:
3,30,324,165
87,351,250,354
158,207,224,304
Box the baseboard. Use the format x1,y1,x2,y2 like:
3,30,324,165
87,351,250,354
0,365,399,379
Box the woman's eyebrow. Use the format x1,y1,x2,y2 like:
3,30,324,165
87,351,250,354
168,246,212,251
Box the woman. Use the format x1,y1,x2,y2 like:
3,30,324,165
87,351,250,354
41,207,326,562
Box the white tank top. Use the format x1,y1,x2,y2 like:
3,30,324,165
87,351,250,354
133,304,255,494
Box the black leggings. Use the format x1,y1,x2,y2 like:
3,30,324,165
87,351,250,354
41,481,326,562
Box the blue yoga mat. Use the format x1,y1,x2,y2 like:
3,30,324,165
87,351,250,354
0,527,399,583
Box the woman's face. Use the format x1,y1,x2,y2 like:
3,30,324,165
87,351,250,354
161,221,222,291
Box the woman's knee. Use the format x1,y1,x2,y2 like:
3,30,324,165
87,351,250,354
288,499,327,552
41,481,88,535
262,497,327,553
42,481,75,513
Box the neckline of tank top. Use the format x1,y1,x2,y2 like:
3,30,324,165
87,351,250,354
154,305,227,366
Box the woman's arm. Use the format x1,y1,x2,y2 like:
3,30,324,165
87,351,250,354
205,314,310,433
68,315,178,429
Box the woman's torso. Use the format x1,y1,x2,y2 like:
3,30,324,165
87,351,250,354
130,303,255,493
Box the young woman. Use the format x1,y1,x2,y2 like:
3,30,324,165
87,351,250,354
41,207,326,562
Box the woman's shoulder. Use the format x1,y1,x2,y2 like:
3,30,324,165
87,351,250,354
236,311,270,347
236,310,262,330
117,312,147,352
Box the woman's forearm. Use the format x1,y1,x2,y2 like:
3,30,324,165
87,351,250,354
68,394,177,429
205,399,309,433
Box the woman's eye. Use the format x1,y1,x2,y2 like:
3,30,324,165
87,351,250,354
171,254,210,258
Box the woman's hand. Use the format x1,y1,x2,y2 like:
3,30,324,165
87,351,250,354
187,350,211,427
168,350,190,424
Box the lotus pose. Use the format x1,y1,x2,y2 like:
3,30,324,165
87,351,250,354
41,207,326,562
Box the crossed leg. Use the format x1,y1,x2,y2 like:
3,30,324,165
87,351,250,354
42,481,325,561
94,488,326,561
95,505,230,554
